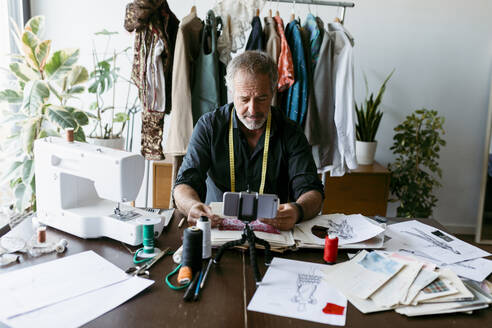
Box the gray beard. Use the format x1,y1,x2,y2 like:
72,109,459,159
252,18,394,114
238,115,267,130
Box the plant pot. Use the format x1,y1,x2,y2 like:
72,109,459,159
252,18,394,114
86,137,125,150
356,140,377,165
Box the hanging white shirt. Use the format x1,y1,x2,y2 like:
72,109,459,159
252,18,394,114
321,22,357,177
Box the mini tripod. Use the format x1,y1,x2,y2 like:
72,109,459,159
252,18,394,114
213,193,272,284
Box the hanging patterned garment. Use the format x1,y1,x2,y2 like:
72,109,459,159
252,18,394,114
245,16,264,50
191,10,227,125
273,15,294,92
217,14,233,65
283,20,308,126
264,16,281,106
164,11,203,157
125,0,179,160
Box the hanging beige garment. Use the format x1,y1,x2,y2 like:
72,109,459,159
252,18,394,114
264,16,280,106
164,12,203,156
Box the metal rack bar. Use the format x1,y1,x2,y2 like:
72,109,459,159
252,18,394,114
275,0,355,8
274,0,355,24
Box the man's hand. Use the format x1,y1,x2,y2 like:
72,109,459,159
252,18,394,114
259,203,299,231
188,203,222,227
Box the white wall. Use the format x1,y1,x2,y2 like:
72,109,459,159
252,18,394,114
31,0,492,231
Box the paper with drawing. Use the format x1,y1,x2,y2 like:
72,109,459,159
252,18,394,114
384,220,490,264
294,214,385,246
247,257,347,326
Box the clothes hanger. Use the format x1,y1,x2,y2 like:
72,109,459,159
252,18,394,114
290,0,296,22
190,0,196,14
275,0,280,17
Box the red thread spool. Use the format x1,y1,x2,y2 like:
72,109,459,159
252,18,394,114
324,234,338,264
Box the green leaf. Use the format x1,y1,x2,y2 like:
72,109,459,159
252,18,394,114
1,161,23,182
21,80,50,115
73,110,89,126
21,30,40,69
74,127,86,142
0,113,27,124
114,112,129,123
68,65,89,86
47,106,77,129
84,111,98,119
94,29,118,36
22,119,38,155
14,182,26,212
0,89,23,103
45,49,79,80
9,62,39,81
66,86,85,95
22,159,34,185
25,16,45,39
38,129,60,138
35,39,51,70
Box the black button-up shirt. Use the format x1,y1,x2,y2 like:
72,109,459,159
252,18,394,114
174,103,324,204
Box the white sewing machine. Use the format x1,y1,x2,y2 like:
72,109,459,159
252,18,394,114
34,137,165,246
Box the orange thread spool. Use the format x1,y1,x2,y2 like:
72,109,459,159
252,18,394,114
177,265,192,285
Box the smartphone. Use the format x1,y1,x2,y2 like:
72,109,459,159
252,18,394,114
223,192,279,221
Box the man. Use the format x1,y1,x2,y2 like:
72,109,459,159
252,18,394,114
173,51,323,231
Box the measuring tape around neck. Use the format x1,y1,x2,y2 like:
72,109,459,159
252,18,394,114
229,107,271,194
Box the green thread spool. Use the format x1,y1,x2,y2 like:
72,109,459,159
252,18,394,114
134,217,161,263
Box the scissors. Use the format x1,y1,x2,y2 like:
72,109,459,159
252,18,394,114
125,247,171,277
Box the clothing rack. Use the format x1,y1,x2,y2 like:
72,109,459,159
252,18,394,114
275,0,355,24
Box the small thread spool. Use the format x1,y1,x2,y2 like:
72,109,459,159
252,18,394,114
182,226,203,274
197,216,211,259
177,265,192,285
66,128,74,142
324,233,338,264
37,226,47,243
55,239,68,253
136,217,161,259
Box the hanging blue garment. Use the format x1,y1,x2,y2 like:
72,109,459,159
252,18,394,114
283,20,308,126
303,13,322,68
245,16,264,50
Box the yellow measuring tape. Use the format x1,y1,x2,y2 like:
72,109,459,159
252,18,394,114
228,107,271,194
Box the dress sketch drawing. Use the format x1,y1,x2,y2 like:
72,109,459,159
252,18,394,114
402,228,461,254
326,219,355,240
291,272,321,312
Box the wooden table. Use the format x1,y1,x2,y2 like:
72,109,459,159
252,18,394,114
1,216,491,328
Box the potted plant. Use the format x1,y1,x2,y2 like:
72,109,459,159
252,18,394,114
388,109,446,218
355,70,394,165
85,30,137,150
0,16,89,212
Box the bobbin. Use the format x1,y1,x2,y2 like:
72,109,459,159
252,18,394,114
135,217,161,259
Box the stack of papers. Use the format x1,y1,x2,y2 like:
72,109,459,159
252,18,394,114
0,251,153,328
294,214,385,249
323,250,491,317
384,220,492,282
210,202,295,249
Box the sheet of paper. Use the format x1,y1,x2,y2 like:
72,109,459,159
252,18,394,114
384,220,490,264
3,276,153,328
396,285,490,316
247,257,347,326
323,252,395,314
323,250,404,300
422,268,474,303
413,278,457,304
294,214,385,246
441,257,492,282
0,251,128,320
403,268,439,305
370,258,422,307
